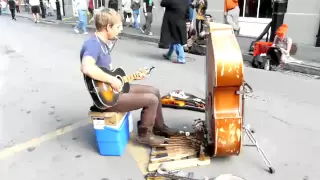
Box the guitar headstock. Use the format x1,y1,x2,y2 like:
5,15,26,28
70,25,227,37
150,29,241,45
141,66,155,75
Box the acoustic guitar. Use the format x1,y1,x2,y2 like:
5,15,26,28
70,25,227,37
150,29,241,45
205,23,244,156
84,66,155,109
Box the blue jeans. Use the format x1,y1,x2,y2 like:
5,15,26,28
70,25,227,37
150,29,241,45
133,10,140,28
75,9,87,32
189,7,194,21
167,44,185,62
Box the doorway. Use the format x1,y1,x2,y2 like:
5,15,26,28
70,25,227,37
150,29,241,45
238,0,273,37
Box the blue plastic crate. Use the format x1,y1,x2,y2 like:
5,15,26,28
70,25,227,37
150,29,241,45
94,112,130,156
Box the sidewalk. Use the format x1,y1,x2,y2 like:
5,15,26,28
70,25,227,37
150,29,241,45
4,11,320,76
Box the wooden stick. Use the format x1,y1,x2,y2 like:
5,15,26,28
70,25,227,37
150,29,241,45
148,157,211,172
150,151,197,163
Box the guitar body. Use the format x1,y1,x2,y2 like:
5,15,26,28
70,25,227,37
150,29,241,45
206,23,244,156
84,67,130,109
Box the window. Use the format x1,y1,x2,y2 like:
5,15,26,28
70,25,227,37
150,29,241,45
93,0,105,9
239,0,273,18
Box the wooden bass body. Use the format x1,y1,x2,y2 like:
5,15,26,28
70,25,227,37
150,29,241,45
205,23,244,156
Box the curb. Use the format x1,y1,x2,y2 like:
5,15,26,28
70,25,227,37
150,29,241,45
6,13,320,76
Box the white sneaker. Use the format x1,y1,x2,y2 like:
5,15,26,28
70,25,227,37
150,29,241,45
148,32,153,36
74,29,80,34
82,32,88,35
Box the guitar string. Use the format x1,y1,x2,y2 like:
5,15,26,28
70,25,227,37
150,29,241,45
94,33,140,82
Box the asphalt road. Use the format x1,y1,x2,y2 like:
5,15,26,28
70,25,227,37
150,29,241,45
0,16,320,180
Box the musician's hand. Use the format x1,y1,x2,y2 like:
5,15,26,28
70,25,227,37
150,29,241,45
110,77,122,92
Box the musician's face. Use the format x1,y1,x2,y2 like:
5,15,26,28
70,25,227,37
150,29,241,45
106,17,123,40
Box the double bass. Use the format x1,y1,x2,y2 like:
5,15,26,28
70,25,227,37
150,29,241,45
205,22,244,156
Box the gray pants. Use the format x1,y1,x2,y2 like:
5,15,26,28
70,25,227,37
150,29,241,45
142,13,153,34
226,6,240,31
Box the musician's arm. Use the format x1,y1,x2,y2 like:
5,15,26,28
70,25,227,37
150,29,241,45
81,57,115,84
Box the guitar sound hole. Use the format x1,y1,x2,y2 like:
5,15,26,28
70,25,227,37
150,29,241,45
115,75,124,93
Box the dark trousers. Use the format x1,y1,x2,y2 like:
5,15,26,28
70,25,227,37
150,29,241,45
142,12,153,34
195,19,204,36
91,84,165,128
10,8,16,19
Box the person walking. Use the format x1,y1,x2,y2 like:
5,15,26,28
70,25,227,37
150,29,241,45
108,0,118,11
74,0,88,34
122,0,133,26
8,0,16,20
15,0,20,13
188,0,195,26
29,0,40,23
140,0,154,35
131,0,141,29
224,0,240,34
160,0,189,64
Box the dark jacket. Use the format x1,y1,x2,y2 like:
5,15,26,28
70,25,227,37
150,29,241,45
160,0,189,45
108,0,118,11
131,1,141,11
8,0,16,9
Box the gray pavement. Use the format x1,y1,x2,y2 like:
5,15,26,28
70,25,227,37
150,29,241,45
1,16,320,180
3,10,320,77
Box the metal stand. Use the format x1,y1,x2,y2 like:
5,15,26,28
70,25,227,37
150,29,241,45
243,124,275,174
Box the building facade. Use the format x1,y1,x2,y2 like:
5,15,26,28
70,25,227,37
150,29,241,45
208,0,320,46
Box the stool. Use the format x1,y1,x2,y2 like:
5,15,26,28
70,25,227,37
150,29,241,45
89,111,130,156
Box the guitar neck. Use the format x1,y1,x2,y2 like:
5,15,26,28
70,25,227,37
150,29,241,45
122,73,139,83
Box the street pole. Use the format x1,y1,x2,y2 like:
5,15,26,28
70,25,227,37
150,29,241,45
39,0,46,18
270,0,288,42
56,0,62,20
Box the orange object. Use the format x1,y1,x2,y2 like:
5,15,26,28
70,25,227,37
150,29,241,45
224,0,239,12
253,41,273,56
206,23,244,156
161,90,205,112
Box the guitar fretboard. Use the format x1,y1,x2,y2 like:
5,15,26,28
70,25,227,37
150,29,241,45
123,74,138,83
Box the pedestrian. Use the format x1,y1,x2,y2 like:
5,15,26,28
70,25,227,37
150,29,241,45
108,0,118,11
122,0,132,26
8,0,17,20
224,0,240,34
160,0,189,64
188,0,195,26
131,0,141,29
195,0,207,36
29,0,40,23
15,0,20,13
74,0,88,34
88,0,94,22
140,0,154,36
0,2,2,15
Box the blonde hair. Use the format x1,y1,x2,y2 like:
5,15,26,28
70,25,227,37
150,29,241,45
94,8,121,31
